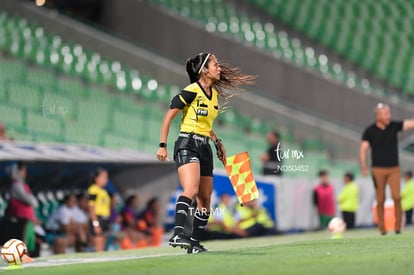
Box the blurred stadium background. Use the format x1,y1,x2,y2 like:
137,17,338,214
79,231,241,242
1,0,414,252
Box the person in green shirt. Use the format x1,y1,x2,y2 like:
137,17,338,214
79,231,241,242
401,171,414,225
338,172,359,229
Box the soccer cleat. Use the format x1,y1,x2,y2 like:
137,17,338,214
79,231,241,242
187,242,208,254
168,233,191,248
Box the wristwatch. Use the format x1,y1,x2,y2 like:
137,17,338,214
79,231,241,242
159,142,167,148
92,220,100,227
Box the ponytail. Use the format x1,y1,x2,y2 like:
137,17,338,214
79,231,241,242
185,53,256,109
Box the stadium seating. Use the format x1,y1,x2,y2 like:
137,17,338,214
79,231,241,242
245,0,414,97
150,0,385,95
0,7,359,177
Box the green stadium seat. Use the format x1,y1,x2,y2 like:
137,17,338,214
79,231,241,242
65,122,101,146
7,81,43,111
0,54,25,74
103,132,139,149
303,138,325,152
25,68,56,88
27,112,64,140
245,0,414,97
46,191,59,217
0,104,24,126
114,95,142,112
0,7,352,177
42,91,75,119
332,160,359,176
35,192,49,223
147,117,163,144
112,110,144,137
248,118,271,135
151,0,399,100
57,76,87,98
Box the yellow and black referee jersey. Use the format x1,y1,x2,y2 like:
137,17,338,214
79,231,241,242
170,81,219,137
87,184,110,218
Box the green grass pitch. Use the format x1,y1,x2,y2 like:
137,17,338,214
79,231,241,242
2,229,413,274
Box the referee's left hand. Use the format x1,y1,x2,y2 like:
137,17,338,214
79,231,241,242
217,141,227,165
156,147,169,161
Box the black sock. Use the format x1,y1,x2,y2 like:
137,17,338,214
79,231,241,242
174,195,192,235
191,210,210,243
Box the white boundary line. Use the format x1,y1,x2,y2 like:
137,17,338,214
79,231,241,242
0,252,182,270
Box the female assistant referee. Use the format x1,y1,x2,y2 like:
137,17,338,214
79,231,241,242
156,53,254,253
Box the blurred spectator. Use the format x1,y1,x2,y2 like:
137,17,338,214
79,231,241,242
104,179,119,197
120,220,148,250
121,194,139,229
46,194,88,254
261,131,282,176
3,162,40,256
73,193,89,228
204,194,243,240
401,171,414,225
338,172,359,229
234,200,277,237
73,193,89,250
137,197,164,246
119,194,148,249
87,168,111,252
256,203,277,232
109,193,122,225
313,170,335,229
106,194,122,250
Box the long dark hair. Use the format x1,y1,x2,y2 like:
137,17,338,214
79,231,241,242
146,197,158,209
91,167,107,185
186,53,256,104
125,194,137,208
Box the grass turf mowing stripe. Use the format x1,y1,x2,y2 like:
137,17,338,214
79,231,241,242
2,229,412,274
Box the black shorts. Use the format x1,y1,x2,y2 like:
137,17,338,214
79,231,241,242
173,133,213,177
89,216,110,236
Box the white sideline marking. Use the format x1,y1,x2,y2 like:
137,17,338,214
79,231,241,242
0,252,182,269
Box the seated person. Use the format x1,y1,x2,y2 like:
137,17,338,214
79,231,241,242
119,220,148,250
121,195,139,229
137,197,164,246
45,194,88,254
119,194,149,249
203,194,245,240
72,193,89,250
256,204,278,235
73,193,89,226
234,200,277,237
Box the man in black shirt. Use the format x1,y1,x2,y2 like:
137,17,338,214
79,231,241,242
261,131,282,176
360,103,414,234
